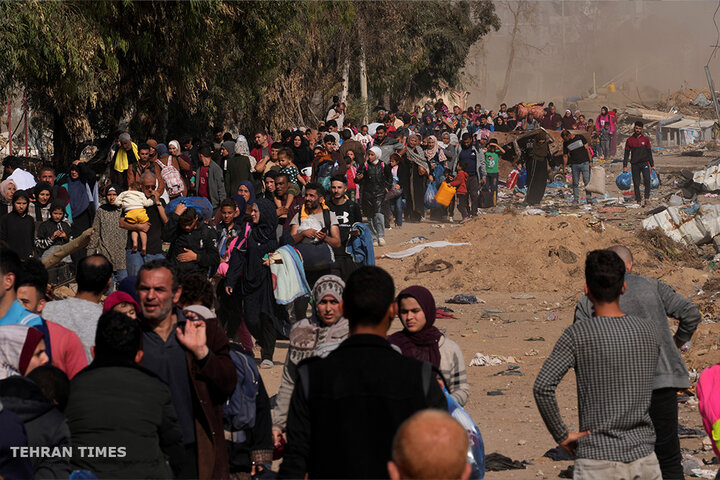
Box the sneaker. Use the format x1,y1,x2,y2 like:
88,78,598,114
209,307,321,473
259,359,274,369
460,216,470,224
378,237,386,246
372,240,379,247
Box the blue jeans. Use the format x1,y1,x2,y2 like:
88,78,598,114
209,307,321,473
126,250,166,277
390,196,403,227
368,212,385,241
571,162,592,203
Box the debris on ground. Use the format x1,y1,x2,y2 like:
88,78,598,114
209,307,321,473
469,353,518,367
446,294,483,304
485,452,530,471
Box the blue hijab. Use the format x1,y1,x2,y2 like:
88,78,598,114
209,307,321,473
232,180,256,209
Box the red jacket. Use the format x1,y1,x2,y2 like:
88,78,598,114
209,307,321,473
449,171,469,195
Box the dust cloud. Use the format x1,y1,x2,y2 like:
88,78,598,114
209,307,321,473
462,0,720,109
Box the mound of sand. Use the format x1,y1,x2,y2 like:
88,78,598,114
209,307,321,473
383,213,705,294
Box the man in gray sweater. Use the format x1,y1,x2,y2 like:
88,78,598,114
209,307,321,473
574,245,700,480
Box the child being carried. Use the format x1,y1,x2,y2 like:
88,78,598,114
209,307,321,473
115,183,155,255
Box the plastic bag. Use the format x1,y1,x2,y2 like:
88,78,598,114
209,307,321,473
517,167,527,188
586,166,606,194
424,183,439,209
165,196,213,220
615,172,632,191
651,169,660,189
445,388,485,479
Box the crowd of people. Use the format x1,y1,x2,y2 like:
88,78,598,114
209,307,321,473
0,96,688,480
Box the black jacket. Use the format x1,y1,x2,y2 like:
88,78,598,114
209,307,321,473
163,213,220,275
279,334,447,479
0,212,35,259
65,361,184,479
0,376,72,479
357,161,392,215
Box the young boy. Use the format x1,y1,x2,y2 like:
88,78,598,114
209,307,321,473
35,201,72,260
102,291,139,319
483,139,505,206
599,122,612,160
275,148,304,217
449,162,470,223
534,250,662,478
388,154,403,227
162,203,220,276
115,182,155,255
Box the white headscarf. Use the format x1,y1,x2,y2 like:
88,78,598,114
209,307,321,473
235,135,250,156
0,325,31,380
369,146,382,164
169,140,181,155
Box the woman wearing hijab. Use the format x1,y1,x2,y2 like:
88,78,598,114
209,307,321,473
155,143,187,199
596,106,616,157
272,275,349,440
0,179,17,218
233,180,256,210
225,198,292,368
561,110,577,130
146,139,159,163
425,135,448,220
495,116,511,133
221,140,252,200
0,325,49,380
290,132,313,172
524,132,551,206
67,162,98,263
29,181,53,225
88,185,127,286
401,134,431,222
388,286,469,406
168,140,193,194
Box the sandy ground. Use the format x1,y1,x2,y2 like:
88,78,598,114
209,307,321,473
259,152,720,479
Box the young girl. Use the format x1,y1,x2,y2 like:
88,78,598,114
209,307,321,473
35,201,72,261
388,153,403,228
344,152,358,202
0,191,36,259
114,182,155,255
274,149,304,215
388,286,469,406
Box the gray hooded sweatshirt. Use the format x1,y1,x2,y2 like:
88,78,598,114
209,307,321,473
574,273,701,390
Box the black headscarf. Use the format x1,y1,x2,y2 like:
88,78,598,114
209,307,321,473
32,181,53,221
251,198,278,243
290,132,313,171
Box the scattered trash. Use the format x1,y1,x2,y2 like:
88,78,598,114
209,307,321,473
524,336,545,341
683,454,703,476
669,194,684,206
543,447,575,461
438,306,454,313
446,294,482,305
402,236,429,245
524,349,539,356
547,181,566,189
482,308,502,316
435,308,456,319
415,259,453,273
546,313,559,322
558,465,574,479
485,452,529,471
512,293,536,299
706,193,719,198
678,425,705,437
597,206,627,214
548,246,578,264
487,390,505,396
689,468,718,479
642,204,720,247
692,93,713,107
524,208,545,216
469,353,517,367
493,365,523,376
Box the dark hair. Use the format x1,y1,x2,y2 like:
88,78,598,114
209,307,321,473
94,311,142,363
461,132,472,141
323,134,336,144
219,198,236,210
376,125,386,133
500,103,507,107
341,129,352,141
331,173,348,185
178,272,214,308
26,365,70,412
137,143,150,152
198,146,212,157
17,258,48,297
585,250,626,303
264,170,278,180
179,206,198,224
634,121,644,128
49,200,65,214
214,126,225,135
180,136,192,146
304,182,325,197
77,254,113,295
343,266,395,328
444,168,453,176
561,130,571,138
278,147,294,160
12,190,29,204
137,259,179,292
222,132,233,141
39,165,56,176
326,120,337,129
0,247,21,289
270,143,281,151
274,172,289,184
390,153,401,163
255,129,267,136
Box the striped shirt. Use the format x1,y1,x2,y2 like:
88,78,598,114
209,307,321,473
533,315,660,462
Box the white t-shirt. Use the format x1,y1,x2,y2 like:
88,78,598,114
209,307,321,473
290,210,338,244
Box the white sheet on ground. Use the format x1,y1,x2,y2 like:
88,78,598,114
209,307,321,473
382,241,471,259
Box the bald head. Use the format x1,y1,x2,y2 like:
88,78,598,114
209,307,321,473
607,245,633,272
389,410,470,480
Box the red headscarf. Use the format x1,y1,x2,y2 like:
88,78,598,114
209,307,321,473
388,286,442,369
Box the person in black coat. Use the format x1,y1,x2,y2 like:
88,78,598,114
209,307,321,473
162,203,220,277
0,375,72,479
0,191,35,259
0,399,33,480
279,267,447,479
65,311,184,479
356,147,392,246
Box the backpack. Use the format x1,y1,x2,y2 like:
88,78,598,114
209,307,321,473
223,346,260,440
156,159,185,197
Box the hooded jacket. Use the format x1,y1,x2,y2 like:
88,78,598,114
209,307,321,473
0,376,72,479
162,213,220,276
